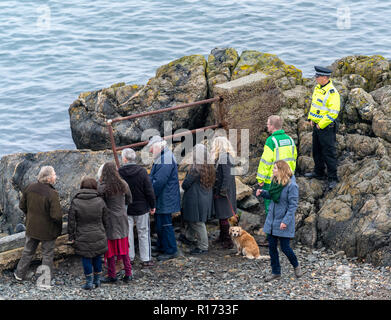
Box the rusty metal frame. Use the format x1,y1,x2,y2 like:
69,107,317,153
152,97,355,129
106,96,223,168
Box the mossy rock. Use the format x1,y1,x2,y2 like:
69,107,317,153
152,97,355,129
344,87,378,123
206,47,239,96
69,54,208,150
231,50,302,87
331,55,390,91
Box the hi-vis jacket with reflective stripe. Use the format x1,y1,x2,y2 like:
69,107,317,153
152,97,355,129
308,80,341,129
256,130,297,185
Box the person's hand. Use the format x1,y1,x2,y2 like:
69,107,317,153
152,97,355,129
150,208,156,215
256,189,262,197
280,222,287,230
309,120,314,127
66,240,75,245
258,182,264,188
219,188,228,197
316,124,320,129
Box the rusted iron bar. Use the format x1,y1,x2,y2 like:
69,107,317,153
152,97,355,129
107,120,120,168
109,96,221,124
115,123,222,151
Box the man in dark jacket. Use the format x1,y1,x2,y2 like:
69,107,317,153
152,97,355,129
14,166,63,283
148,136,180,261
119,148,156,268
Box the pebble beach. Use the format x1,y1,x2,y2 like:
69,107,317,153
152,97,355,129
1,230,390,301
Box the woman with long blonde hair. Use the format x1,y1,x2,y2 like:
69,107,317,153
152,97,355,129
257,160,302,282
210,136,237,249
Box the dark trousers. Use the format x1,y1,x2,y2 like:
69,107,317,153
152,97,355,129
268,234,298,275
155,213,177,255
82,256,102,275
312,124,338,181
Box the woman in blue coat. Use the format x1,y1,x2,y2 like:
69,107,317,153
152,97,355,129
257,160,302,282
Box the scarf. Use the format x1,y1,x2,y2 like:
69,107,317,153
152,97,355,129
269,180,284,203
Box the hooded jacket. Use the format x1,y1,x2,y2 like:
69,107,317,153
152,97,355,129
119,163,156,216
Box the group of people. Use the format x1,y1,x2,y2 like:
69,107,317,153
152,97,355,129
13,65,340,286
12,134,241,289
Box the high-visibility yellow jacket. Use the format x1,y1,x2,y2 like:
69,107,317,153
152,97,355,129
256,130,297,185
308,80,341,129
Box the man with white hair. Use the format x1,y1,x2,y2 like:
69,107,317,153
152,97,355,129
14,166,63,282
119,148,156,268
148,136,180,261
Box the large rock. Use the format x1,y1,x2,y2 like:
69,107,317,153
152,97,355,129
69,55,209,150
206,47,239,97
0,150,120,234
371,85,391,143
343,87,378,123
212,72,285,184
331,55,391,91
231,50,303,89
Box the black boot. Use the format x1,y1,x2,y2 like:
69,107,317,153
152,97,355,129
304,172,325,180
93,272,101,288
221,223,234,249
82,274,94,290
101,276,117,284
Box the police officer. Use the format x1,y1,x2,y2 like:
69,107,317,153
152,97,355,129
304,66,340,190
256,115,297,216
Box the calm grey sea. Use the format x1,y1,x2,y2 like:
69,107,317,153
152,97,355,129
0,0,390,157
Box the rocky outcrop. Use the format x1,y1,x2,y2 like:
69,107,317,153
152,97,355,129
0,150,116,234
331,55,391,91
2,50,391,268
69,55,209,150
231,50,303,90
206,47,239,97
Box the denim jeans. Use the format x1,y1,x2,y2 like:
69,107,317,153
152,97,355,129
155,213,177,255
82,256,102,275
268,234,298,275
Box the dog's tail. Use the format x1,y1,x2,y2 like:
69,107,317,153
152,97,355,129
256,255,270,260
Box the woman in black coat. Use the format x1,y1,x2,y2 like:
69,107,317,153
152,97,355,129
68,177,108,290
211,136,237,249
181,144,215,255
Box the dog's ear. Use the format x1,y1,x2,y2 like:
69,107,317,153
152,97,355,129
238,227,243,236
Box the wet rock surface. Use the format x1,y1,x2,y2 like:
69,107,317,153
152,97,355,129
1,228,390,300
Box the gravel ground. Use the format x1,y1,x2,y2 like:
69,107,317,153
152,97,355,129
1,229,391,300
